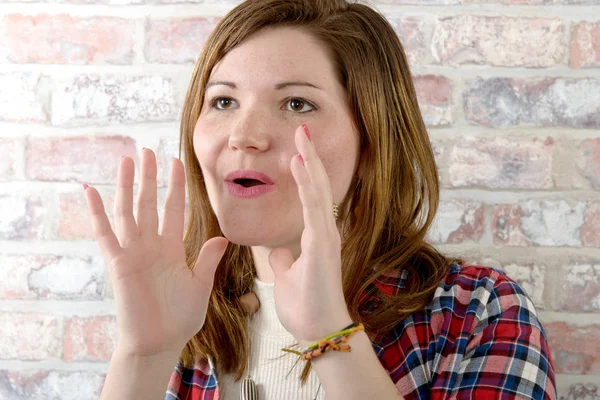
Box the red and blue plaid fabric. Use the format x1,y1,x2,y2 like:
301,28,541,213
165,264,556,399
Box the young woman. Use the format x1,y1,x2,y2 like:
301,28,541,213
84,0,556,399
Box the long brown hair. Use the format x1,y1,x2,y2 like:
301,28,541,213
177,0,464,383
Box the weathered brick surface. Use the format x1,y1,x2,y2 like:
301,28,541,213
581,202,600,247
0,254,104,299
0,72,47,123
464,78,600,128
0,15,135,64
51,75,179,126
64,316,118,362
571,21,600,68
0,194,46,240
558,382,600,400
579,138,600,190
449,136,554,189
0,0,598,392
0,312,61,360
0,370,105,400
492,200,586,246
26,136,138,184
427,200,484,244
545,322,600,374
432,16,566,67
414,75,453,126
145,18,221,64
559,262,600,312
0,138,21,181
502,263,546,309
391,16,428,67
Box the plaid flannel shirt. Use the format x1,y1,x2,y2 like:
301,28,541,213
165,264,556,399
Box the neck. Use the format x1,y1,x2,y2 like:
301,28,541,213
250,242,301,283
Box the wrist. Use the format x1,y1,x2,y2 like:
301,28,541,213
296,314,354,348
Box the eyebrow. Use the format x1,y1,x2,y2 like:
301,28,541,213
205,80,323,91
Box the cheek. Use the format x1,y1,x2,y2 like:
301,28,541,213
193,122,219,170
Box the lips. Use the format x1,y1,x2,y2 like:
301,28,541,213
225,170,275,198
225,170,275,186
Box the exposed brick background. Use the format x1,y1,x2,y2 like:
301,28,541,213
0,0,598,398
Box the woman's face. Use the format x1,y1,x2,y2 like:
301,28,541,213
193,26,360,249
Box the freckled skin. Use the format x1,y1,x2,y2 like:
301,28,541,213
193,27,360,261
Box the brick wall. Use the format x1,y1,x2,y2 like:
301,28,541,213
0,0,598,398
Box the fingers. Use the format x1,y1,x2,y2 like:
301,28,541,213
291,124,336,232
136,148,159,236
161,158,186,240
114,157,138,246
84,186,122,263
294,124,333,204
193,237,229,286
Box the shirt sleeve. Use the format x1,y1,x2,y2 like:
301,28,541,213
441,271,556,400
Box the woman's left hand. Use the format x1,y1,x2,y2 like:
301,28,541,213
268,123,353,347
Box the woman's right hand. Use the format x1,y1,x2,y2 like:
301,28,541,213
84,148,228,357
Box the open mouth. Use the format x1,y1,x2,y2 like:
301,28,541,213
234,178,265,188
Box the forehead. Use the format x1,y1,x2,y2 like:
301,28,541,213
208,26,339,91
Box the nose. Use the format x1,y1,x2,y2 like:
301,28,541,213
228,110,271,153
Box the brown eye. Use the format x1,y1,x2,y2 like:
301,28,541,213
216,98,233,109
290,99,304,111
287,98,314,113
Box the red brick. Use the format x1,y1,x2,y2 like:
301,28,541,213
427,200,484,244
581,202,600,247
29,256,104,299
414,75,453,126
0,194,46,240
0,72,47,123
558,381,600,400
432,16,566,67
545,322,600,374
0,255,55,299
449,136,554,189
145,17,221,64
0,370,105,398
390,16,428,67
51,75,179,126
58,190,115,240
64,316,118,362
571,21,600,68
464,77,600,128
501,263,546,309
26,136,137,184
0,312,60,360
0,14,134,64
580,138,600,190
492,200,585,246
560,262,600,312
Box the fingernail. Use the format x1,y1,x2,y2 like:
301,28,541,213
302,124,311,141
297,154,304,165
83,183,89,191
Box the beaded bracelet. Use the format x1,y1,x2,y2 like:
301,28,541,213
282,322,365,361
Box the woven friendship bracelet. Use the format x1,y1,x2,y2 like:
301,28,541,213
299,322,365,361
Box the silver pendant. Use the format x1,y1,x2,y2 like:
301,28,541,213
240,376,258,400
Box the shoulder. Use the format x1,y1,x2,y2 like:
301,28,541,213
431,263,546,342
370,263,556,399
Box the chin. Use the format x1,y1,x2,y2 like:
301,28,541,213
217,218,300,248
